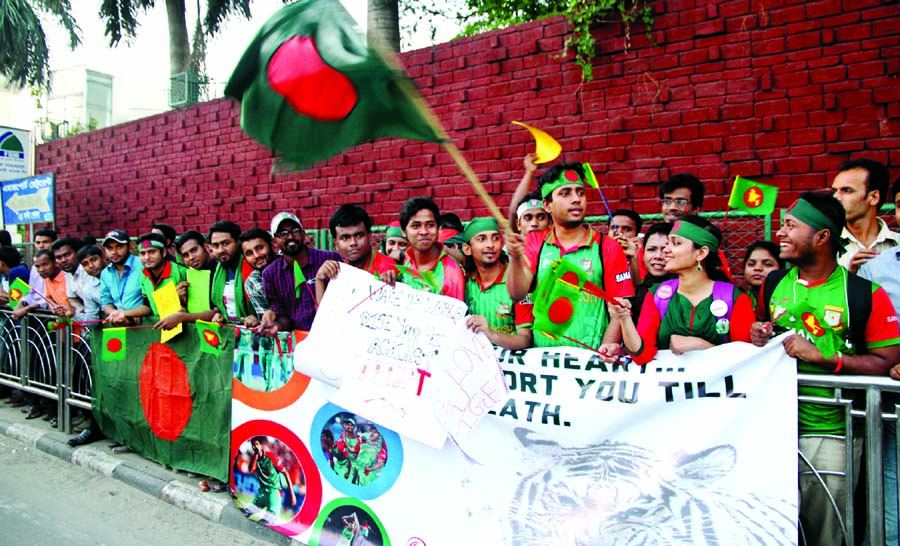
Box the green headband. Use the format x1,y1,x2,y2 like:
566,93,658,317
139,239,166,250
385,225,405,239
463,217,500,243
787,198,846,252
671,220,720,253
541,168,585,199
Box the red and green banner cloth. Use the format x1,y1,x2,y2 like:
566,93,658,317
728,176,778,216
224,0,443,169
92,324,234,481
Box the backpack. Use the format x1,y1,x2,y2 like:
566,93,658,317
761,269,872,354
653,279,736,342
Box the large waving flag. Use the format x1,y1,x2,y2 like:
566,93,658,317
225,0,443,168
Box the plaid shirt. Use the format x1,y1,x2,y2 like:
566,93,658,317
262,248,341,330
245,270,270,318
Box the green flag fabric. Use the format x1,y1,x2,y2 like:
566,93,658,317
224,0,443,169
102,327,127,361
197,320,222,356
8,277,30,304
294,259,306,298
92,324,234,481
728,176,778,216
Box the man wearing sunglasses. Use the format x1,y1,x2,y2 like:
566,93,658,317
261,212,341,334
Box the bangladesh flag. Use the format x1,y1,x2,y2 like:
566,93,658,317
91,324,234,481
197,320,222,355
102,328,127,361
728,176,778,216
294,260,306,298
224,0,443,169
8,277,30,304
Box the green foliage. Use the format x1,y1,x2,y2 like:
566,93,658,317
567,0,654,81
0,0,81,88
412,0,654,81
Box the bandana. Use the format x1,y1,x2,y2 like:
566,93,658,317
541,168,585,199
671,220,720,252
516,199,544,218
462,218,500,244
384,224,405,239
787,197,846,252
140,239,165,250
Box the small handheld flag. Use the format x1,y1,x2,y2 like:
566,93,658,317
102,328,127,361
8,278,31,304
293,260,306,298
728,176,778,216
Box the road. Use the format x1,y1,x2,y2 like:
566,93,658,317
0,433,278,546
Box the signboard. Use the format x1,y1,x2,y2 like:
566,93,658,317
1,173,55,225
0,127,29,182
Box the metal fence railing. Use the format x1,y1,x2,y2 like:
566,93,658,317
0,305,896,543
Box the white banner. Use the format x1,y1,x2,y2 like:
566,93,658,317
230,277,799,545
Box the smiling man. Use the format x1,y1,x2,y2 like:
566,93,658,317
399,196,464,300
176,230,215,272
315,205,398,302
506,162,633,354
100,229,149,325
262,212,341,332
752,191,900,546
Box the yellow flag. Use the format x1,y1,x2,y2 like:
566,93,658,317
512,121,561,164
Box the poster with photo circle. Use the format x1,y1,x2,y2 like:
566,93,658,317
231,420,323,536
311,403,404,500
308,498,391,546
232,330,311,411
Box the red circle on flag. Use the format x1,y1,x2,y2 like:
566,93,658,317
267,35,358,122
140,343,192,441
203,330,220,348
561,271,580,286
548,297,574,324
106,337,122,353
563,170,579,182
743,187,762,208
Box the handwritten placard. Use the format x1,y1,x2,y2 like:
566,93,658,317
295,264,503,448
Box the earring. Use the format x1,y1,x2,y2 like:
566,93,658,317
696,261,703,271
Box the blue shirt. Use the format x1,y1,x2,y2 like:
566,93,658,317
100,254,145,310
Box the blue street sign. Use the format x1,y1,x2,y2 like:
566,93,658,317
1,173,55,225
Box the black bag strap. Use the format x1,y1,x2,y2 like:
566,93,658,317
760,269,789,320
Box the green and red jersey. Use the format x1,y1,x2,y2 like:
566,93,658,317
465,263,531,335
140,261,188,316
630,283,754,365
523,227,634,349
760,267,900,434
362,250,398,280
403,244,464,301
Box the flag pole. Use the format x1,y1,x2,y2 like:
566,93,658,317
369,37,511,233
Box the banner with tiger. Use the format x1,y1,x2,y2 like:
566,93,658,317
230,266,798,545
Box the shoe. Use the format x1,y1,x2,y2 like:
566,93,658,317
208,479,228,493
67,428,103,447
112,446,133,454
25,408,45,420
41,412,52,421
20,404,32,413
70,414,89,431
48,417,58,427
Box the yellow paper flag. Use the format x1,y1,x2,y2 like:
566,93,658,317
512,121,561,164
152,282,184,343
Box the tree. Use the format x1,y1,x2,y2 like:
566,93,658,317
0,0,81,88
100,0,286,76
368,0,399,52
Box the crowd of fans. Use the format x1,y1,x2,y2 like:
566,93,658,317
0,155,899,544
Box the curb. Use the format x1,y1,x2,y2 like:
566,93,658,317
0,416,294,545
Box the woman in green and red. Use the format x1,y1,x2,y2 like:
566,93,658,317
610,215,754,365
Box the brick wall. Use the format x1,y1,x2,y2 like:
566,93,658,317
37,0,900,238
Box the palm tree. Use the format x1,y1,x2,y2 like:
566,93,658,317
368,0,399,52
100,0,283,76
0,0,81,88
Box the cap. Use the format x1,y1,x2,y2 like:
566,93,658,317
270,212,303,235
103,230,130,245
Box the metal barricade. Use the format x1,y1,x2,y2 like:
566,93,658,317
0,309,63,426
797,373,900,546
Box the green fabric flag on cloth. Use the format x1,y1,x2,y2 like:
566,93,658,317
8,277,30,304
728,176,778,216
197,320,222,356
294,259,306,298
224,0,443,169
92,324,234,481
102,327,127,361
